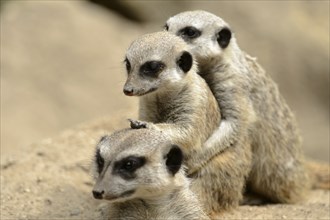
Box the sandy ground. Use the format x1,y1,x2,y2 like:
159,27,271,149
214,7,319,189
1,1,329,219
1,115,329,219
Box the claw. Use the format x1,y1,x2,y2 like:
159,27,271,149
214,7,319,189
128,119,147,129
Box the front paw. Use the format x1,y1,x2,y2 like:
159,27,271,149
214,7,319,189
128,119,148,129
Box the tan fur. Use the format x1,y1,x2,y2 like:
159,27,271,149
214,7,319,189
91,128,209,220
166,10,329,207
123,31,252,214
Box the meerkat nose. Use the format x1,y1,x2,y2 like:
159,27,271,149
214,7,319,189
123,88,134,96
92,190,104,199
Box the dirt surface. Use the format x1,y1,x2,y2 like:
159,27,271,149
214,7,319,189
1,1,329,219
1,115,329,219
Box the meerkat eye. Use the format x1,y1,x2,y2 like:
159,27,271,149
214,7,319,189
95,149,104,173
115,156,146,173
178,26,201,39
124,58,131,73
140,61,165,77
122,160,135,171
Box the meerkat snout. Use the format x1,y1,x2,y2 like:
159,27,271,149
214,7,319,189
123,87,134,96
92,189,104,199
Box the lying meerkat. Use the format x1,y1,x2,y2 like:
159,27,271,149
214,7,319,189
123,31,252,214
165,10,329,205
91,128,209,220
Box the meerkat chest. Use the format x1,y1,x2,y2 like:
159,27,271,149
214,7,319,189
109,200,188,220
139,90,192,123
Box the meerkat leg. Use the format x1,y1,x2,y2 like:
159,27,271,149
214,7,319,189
248,129,310,203
248,143,310,203
190,138,252,214
187,75,255,174
129,119,201,156
246,104,310,204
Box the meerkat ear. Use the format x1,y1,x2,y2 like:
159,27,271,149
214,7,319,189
165,145,183,176
164,23,169,31
99,135,108,142
217,27,232,49
177,51,193,73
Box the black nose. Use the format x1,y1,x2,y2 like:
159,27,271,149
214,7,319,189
123,88,134,96
92,190,104,199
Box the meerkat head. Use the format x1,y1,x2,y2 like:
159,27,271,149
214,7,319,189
165,10,232,67
123,31,195,96
92,128,184,203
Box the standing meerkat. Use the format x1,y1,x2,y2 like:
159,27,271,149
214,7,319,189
165,10,329,204
123,31,252,214
91,128,210,220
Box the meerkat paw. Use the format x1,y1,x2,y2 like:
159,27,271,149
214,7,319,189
128,119,148,129
209,211,223,220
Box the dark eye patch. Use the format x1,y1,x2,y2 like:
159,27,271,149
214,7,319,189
164,24,169,31
139,61,165,78
178,26,201,40
124,57,131,73
95,149,104,174
113,156,146,180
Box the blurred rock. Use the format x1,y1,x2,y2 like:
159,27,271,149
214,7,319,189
88,0,189,23
1,0,141,155
75,1,330,162
1,1,328,164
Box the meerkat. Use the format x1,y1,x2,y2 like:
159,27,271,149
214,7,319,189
123,31,252,214
91,128,210,220
165,10,328,204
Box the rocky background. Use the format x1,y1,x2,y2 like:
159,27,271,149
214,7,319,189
1,1,329,219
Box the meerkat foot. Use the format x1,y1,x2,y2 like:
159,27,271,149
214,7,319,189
209,210,226,220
